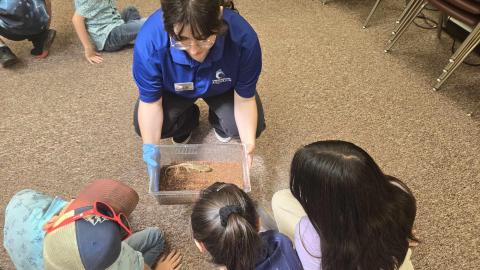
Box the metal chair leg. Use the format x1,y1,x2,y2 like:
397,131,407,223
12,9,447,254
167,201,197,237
440,23,480,74
392,0,425,35
395,0,419,26
433,23,480,90
363,0,383,28
438,22,479,72
385,0,428,52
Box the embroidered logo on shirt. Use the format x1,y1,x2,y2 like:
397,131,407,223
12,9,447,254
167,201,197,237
84,215,108,225
212,69,232,85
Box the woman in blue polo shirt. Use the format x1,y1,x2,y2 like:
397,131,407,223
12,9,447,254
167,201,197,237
132,0,265,188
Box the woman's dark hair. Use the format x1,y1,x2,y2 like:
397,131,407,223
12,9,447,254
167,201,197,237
290,140,418,270
161,0,236,40
191,182,262,270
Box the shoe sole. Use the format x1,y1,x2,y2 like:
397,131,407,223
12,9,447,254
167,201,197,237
1,58,17,68
214,129,232,143
172,132,192,145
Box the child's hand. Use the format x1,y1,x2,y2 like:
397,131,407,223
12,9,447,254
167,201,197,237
154,250,182,270
85,48,103,64
409,229,419,247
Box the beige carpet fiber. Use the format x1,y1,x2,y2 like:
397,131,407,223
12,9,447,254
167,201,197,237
1,0,479,269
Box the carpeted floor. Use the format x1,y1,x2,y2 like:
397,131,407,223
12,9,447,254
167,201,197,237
1,0,479,269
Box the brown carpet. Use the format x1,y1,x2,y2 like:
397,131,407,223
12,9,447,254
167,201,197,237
1,0,479,269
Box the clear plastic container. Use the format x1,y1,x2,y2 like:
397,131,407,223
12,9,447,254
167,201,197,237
149,143,251,204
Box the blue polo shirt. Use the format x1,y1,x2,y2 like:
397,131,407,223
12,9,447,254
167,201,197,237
132,8,262,102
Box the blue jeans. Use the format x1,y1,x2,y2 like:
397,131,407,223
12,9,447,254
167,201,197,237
125,227,165,267
103,6,146,52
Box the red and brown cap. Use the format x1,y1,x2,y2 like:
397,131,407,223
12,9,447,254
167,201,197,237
65,179,139,217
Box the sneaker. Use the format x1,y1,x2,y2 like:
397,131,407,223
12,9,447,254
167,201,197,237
213,128,232,143
31,29,56,57
0,46,18,68
172,132,192,144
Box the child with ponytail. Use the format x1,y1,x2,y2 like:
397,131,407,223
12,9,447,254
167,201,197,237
191,182,303,270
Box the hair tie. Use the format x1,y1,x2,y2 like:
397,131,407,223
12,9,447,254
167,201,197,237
219,205,242,227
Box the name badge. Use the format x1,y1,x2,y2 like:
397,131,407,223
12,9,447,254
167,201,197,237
174,82,194,91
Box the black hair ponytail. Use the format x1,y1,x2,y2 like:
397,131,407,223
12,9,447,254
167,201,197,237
219,213,261,269
191,182,263,270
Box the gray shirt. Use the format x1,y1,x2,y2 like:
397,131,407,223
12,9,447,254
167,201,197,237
74,0,124,50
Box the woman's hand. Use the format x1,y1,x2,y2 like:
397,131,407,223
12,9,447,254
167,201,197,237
154,250,182,270
85,48,103,64
246,143,255,170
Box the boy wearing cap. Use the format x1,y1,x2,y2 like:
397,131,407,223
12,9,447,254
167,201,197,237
3,179,182,270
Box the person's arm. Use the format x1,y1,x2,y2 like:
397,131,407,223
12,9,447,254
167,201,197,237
132,36,165,190
71,12,103,64
138,99,164,145
234,33,262,169
234,92,257,168
139,98,164,192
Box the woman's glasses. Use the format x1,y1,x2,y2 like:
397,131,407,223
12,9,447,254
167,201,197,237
45,201,132,240
170,36,216,50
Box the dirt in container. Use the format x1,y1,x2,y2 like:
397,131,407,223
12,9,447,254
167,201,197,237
159,161,244,191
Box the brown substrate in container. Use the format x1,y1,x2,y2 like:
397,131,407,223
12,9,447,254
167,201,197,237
159,161,244,191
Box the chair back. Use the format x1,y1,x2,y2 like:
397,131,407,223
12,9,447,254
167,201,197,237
429,0,480,26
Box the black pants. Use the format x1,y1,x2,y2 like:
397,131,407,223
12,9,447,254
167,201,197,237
133,90,266,139
0,26,46,49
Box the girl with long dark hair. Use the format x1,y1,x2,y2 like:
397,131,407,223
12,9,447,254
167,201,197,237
133,0,266,190
272,140,419,270
191,182,303,270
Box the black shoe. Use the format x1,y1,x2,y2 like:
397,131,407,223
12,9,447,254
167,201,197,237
31,29,56,56
172,132,192,144
0,46,18,68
